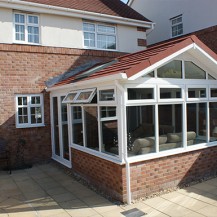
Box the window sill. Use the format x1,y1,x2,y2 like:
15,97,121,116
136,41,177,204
83,47,119,52
16,124,45,129
13,41,41,46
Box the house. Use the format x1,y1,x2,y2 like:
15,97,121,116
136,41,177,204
128,0,217,45
0,0,153,168
47,35,217,203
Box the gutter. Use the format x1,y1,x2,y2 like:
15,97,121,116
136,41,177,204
1,0,153,28
115,80,132,205
46,73,128,92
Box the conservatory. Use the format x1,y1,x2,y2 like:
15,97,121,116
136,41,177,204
47,35,217,203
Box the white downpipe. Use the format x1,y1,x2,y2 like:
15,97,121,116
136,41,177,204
115,80,132,204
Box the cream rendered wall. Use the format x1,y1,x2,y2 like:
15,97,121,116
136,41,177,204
0,7,147,52
131,0,217,45
117,24,146,53
0,8,13,43
41,14,83,48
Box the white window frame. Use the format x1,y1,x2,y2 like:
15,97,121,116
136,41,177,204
14,12,40,44
15,94,44,128
62,88,96,104
98,86,117,104
170,15,183,38
83,22,117,51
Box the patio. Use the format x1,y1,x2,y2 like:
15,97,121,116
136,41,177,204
1,163,217,217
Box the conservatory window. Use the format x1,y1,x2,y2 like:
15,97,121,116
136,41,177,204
185,61,206,79
100,107,118,155
157,60,182,78
188,88,206,98
128,88,154,100
160,88,182,99
187,103,207,145
99,89,115,101
63,88,96,104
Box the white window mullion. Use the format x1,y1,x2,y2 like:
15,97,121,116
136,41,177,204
98,106,102,152
155,104,159,153
82,106,86,147
27,96,31,125
206,102,210,143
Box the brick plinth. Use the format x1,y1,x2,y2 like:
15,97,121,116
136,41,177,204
71,149,125,201
129,146,217,200
0,43,125,167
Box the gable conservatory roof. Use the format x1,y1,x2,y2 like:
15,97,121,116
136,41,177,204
19,0,151,22
48,35,217,90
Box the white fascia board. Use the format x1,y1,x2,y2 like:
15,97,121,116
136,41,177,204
1,0,153,28
193,44,217,65
46,73,128,92
128,0,134,6
128,43,194,80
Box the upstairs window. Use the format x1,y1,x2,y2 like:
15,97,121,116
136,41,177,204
14,12,39,44
171,15,183,38
15,94,44,128
83,22,116,50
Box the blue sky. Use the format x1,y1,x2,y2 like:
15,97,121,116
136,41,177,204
121,0,128,3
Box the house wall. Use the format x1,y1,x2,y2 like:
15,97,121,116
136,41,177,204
0,43,124,168
130,0,217,45
0,7,147,53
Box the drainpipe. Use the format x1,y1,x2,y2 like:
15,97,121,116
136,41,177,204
115,80,132,205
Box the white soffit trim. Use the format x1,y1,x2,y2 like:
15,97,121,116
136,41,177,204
46,73,127,92
1,0,153,28
128,43,194,80
193,44,217,65
128,0,134,6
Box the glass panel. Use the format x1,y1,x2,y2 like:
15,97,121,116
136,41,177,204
77,91,92,101
127,105,155,156
159,104,182,151
211,88,217,97
84,32,95,47
187,103,206,145
188,88,206,98
63,92,77,103
101,107,116,118
31,96,40,104
99,89,115,101
128,88,154,100
160,88,181,99
30,107,42,124
185,61,206,79
53,97,60,156
15,25,25,41
210,102,217,142
28,15,38,24
61,96,69,160
208,74,216,80
101,120,118,155
72,106,83,146
15,14,25,23
83,23,95,32
98,25,115,34
84,107,99,150
28,26,39,43
97,34,116,50
157,60,182,78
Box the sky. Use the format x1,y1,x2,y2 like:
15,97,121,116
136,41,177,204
121,0,128,3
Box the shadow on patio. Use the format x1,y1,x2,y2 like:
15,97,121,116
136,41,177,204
0,163,123,217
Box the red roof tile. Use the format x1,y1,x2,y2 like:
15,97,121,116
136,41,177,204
21,0,151,22
52,35,217,87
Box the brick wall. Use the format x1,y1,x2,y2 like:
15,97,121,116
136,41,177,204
71,149,125,201
0,43,124,168
129,146,217,200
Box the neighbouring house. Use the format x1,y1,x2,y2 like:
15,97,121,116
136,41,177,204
0,0,153,168
47,35,217,203
128,0,217,45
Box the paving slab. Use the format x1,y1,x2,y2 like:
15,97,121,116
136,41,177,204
0,163,217,217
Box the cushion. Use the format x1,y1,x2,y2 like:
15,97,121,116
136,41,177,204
148,135,167,144
138,147,153,155
132,138,154,154
167,132,182,143
187,131,196,140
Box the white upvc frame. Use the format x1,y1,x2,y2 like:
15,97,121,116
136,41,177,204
15,94,44,128
209,85,217,100
83,21,117,51
98,86,117,105
62,88,96,104
50,94,71,168
186,85,208,101
170,14,183,38
13,12,40,45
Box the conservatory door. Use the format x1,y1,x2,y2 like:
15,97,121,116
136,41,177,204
51,96,71,167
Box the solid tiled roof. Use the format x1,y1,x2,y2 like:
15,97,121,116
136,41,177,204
21,0,151,22
53,35,217,87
